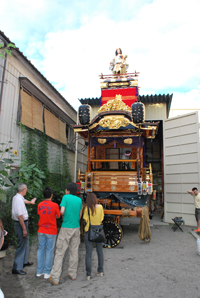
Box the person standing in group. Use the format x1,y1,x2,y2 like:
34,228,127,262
12,183,36,275
49,182,82,285
187,187,200,232
83,192,104,280
36,186,60,279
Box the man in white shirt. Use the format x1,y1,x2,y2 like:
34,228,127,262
12,183,36,275
187,187,200,232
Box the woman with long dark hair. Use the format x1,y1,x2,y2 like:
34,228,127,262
83,193,104,280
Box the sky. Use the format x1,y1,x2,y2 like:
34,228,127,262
1,0,200,113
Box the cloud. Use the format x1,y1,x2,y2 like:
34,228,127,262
32,0,200,110
1,0,200,112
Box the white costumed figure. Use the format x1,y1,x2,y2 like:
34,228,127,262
109,48,129,74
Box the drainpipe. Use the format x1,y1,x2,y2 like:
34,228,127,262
0,53,7,113
74,111,78,182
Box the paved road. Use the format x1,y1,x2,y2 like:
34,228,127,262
0,222,199,298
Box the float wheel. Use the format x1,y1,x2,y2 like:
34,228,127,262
103,220,123,248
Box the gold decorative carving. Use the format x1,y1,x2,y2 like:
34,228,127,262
124,138,132,144
99,115,130,129
100,82,108,89
98,95,131,113
98,138,106,144
111,181,117,185
129,80,138,87
128,182,135,185
93,185,99,191
129,186,135,191
108,82,129,87
111,185,116,191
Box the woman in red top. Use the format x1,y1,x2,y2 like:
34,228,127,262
36,187,60,279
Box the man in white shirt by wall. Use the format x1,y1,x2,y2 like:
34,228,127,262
187,187,200,232
12,183,36,275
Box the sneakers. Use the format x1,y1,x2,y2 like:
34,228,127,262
194,228,200,232
68,273,76,280
86,276,90,281
36,273,50,279
49,276,59,285
96,272,103,277
36,273,44,277
44,274,51,279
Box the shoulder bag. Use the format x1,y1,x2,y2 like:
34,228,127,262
87,207,105,243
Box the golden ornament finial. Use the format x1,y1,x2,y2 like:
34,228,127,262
115,94,122,100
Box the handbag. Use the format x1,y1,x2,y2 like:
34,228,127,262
87,208,105,243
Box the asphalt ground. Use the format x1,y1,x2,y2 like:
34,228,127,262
0,217,199,298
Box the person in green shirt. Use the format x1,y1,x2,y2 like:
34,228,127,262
49,183,82,285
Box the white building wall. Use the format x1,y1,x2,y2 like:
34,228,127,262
169,108,200,118
164,112,200,226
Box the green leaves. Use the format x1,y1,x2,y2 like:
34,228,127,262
2,176,13,186
33,180,41,188
0,143,17,202
3,158,14,164
0,42,16,59
0,189,6,203
7,43,16,48
0,53,6,59
17,163,46,199
0,162,6,171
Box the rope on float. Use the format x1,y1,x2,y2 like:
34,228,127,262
121,208,132,217
137,206,151,243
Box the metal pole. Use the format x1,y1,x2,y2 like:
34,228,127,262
74,112,78,182
138,124,141,181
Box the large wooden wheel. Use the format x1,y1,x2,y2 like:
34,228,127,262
103,220,123,248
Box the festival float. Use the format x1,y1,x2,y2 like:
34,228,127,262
72,48,159,247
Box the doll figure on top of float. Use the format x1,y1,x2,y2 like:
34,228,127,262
109,48,128,75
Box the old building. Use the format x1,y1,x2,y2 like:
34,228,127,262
0,31,86,182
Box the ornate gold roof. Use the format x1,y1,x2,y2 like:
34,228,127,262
97,95,131,113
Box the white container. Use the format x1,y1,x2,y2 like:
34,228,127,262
148,181,152,195
142,181,147,195
197,238,200,255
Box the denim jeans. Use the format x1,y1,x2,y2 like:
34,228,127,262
37,233,57,275
84,232,103,277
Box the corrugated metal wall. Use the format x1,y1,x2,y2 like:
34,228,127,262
0,58,22,166
164,111,200,226
91,106,99,120
145,103,167,121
